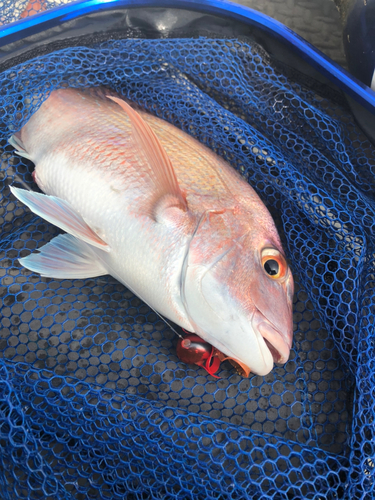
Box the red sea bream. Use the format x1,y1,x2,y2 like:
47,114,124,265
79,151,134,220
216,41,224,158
10,88,294,377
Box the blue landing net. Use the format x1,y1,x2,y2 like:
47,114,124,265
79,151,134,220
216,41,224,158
0,16,374,500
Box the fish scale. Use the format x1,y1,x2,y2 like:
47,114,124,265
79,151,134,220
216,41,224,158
10,86,294,377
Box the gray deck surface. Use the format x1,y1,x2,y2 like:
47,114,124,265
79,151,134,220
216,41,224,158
234,0,346,67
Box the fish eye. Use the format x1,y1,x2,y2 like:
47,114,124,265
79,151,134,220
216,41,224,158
261,248,287,280
264,259,279,276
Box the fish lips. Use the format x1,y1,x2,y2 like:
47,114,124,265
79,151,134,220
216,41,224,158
252,310,292,365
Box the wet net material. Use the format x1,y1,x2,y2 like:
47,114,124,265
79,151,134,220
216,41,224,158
0,5,375,500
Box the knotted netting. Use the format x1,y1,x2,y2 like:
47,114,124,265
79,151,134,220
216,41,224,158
0,1,374,499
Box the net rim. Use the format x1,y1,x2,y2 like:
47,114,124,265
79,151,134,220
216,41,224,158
0,0,374,117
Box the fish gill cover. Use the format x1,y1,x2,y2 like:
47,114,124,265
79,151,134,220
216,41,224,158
0,5,374,500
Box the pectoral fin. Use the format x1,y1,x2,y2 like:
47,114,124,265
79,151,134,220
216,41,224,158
107,96,188,216
10,186,109,251
20,234,107,279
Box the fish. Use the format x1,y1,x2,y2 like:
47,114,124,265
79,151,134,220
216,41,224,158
19,0,47,19
10,87,294,377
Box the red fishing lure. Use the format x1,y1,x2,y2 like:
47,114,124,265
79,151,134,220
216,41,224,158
176,333,221,378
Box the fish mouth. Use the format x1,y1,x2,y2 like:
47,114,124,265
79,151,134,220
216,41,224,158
220,318,290,375
204,311,291,377
255,318,291,365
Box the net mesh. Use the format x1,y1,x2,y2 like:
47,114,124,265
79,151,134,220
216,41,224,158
0,2,374,500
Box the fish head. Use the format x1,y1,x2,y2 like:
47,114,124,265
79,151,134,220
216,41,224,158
181,209,294,377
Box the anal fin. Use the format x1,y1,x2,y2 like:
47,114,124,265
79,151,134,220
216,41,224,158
20,234,108,279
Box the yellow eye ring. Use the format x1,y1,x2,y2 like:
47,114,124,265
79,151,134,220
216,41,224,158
261,250,287,280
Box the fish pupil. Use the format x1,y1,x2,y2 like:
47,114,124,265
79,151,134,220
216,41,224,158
264,259,279,276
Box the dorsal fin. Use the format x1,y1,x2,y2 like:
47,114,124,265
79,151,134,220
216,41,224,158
107,96,187,211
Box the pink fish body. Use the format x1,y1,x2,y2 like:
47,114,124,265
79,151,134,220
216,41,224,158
10,88,294,377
